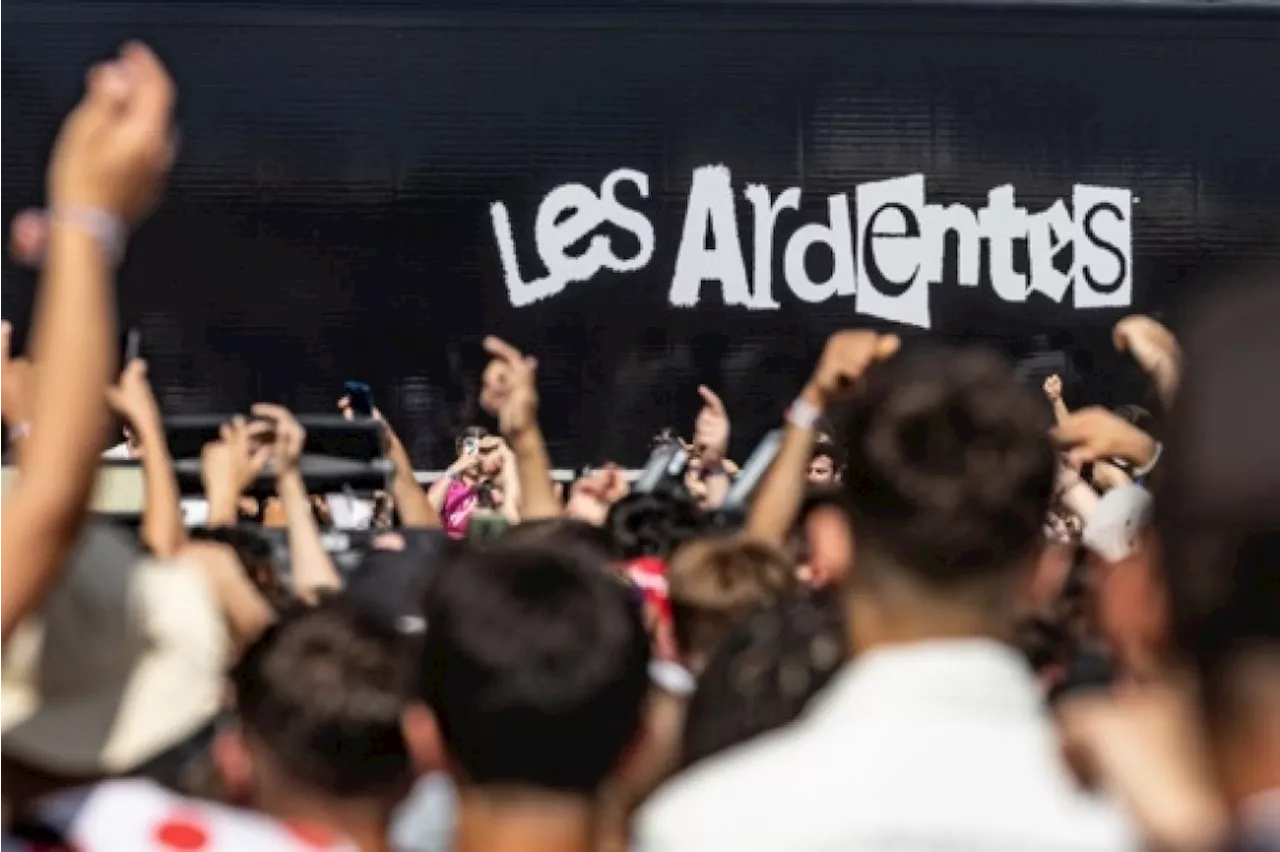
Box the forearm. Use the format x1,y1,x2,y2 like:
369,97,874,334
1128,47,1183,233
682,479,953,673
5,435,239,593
1052,398,1070,425
385,429,439,528
498,468,523,524
700,469,731,511
205,484,242,527
426,471,453,514
19,225,115,527
3,225,117,641
277,471,341,603
747,388,821,545
135,419,186,558
509,425,560,520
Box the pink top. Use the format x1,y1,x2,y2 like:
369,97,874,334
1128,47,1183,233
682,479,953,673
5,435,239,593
441,478,477,539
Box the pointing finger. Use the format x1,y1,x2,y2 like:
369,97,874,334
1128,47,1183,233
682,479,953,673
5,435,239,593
697,385,724,414
483,335,525,367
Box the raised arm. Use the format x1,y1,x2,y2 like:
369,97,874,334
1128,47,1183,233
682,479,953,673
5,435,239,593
479,336,561,520
747,331,900,546
107,359,185,557
2,44,176,642
252,403,342,604
338,397,440,528
1043,374,1070,425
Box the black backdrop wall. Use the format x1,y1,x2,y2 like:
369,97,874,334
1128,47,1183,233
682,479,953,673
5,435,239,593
5,1,1280,467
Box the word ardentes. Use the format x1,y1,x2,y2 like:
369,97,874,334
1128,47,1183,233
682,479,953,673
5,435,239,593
490,166,1132,329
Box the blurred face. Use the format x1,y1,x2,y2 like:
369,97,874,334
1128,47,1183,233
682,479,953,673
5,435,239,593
478,437,505,476
808,454,836,485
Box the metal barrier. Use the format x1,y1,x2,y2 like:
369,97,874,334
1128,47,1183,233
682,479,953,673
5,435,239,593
414,469,640,485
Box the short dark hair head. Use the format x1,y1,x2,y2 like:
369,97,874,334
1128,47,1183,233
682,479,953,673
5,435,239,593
419,539,650,794
667,536,798,664
231,598,414,798
606,491,704,561
841,346,1055,586
681,590,844,769
496,517,621,562
1155,274,1280,727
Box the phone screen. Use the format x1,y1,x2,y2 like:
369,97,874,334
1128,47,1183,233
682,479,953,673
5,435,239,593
343,381,375,416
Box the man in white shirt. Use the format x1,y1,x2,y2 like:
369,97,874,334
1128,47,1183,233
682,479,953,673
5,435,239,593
635,345,1137,852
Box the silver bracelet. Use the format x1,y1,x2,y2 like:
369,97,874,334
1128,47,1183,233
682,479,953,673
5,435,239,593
48,206,127,267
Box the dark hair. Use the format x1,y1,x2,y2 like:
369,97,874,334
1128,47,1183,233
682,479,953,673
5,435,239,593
681,591,844,769
667,536,798,664
188,526,294,614
231,598,414,797
841,346,1055,585
454,425,489,456
606,491,704,561
418,540,650,793
497,517,621,562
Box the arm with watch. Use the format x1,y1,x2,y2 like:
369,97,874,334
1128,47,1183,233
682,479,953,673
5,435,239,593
746,331,901,546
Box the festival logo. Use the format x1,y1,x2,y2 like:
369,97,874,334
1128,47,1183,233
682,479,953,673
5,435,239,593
490,166,1132,329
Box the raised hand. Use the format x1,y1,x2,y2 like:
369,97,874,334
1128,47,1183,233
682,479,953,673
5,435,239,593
565,464,631,526
479,336,539,437
1043,373,1063,402
48,42,177,225
1113,315,1180,406
804,331,901,409
250,403,307,475
105,358,160,428
8,210,48,269
201,416,271,508
692,385,730,466
0,321,34,428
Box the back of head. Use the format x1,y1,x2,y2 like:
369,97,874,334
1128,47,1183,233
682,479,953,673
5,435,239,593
497,516,621,563
842,346,1055,589
231,598,413,798
667,536,798,667
606,491,703,561
1157,276,1280,732
419,539,650,794
681,590,845,770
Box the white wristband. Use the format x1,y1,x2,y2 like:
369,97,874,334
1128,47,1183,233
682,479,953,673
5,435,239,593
1132,441,1162,479
48,206,127,267
786,398,822,431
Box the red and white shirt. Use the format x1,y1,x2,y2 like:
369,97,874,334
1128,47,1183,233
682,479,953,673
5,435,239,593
4,779,358,852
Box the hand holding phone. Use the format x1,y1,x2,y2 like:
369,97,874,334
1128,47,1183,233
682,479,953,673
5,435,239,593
343,380,375,417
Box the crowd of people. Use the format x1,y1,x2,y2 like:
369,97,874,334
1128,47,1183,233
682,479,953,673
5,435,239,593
1,43,1278,852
